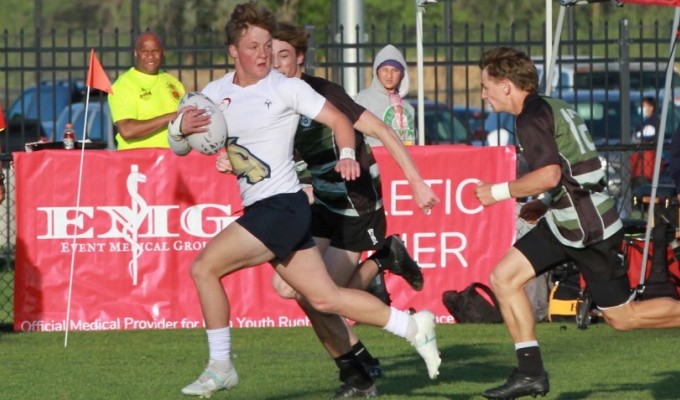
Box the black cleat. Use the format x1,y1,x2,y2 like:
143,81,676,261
369,234,424,291
367,271,392,306
482,369,550,399
333,383,378,398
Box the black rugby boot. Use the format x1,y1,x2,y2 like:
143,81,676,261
368,234,424,291
482,368,550,400
333,383,378,398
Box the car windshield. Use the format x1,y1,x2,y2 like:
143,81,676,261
406,99,469,144
55,100,112,144
421,107,468,144
572,100,632,142
535,65,573,91
9,85,72,122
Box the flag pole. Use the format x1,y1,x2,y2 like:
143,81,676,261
64,49,112,347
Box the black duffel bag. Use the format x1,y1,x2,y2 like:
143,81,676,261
442,282,503,323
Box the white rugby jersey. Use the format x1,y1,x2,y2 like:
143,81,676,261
202,70,326,206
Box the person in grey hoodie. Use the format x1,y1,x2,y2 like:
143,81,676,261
356,44,416,147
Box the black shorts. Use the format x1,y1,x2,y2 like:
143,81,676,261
237,191,315,262
310,203,386,252
515,219,632,308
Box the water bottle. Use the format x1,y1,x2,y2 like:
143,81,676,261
63,123,75,150
402,128,416,146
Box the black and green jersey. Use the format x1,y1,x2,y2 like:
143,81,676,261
517,93,622,247
296,73,383,217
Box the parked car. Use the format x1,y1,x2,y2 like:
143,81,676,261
535,63,576,93
1,119,48,153
405,99,469,145
482,111,515,146
572,62,680,98
537,59,680,105
452,105,486,142
8,79,85,139
55,96,115,149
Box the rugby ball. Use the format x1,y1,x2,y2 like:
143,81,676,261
179,92,228,155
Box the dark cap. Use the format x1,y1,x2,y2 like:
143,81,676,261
377,59,405,77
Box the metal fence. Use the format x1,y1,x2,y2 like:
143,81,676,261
1,18,678,327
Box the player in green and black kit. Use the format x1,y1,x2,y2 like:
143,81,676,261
475,46,680,400
269,22,440,398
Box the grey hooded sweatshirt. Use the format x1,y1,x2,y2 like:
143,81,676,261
355,44,416,147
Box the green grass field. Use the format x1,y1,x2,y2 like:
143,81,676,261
1,322,677,399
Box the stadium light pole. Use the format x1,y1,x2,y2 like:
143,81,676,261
415,0,437,145
339,0,364,97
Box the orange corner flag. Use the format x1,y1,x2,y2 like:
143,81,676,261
87,49,113,94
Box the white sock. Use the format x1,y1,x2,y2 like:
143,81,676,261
515,340,539,350
207,327,231,361
382,307,411,338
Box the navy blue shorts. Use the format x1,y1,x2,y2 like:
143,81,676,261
237,191,315,262
515,219,632,308
310,203,386,252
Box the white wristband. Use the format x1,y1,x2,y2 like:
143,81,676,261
490,182,512,202
339,147,356,161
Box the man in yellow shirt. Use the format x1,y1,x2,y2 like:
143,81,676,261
108,32,185,149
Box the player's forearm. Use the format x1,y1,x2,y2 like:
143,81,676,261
356,113,424,185
509,164,561,198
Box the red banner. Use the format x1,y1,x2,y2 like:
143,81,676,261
13,146,516,332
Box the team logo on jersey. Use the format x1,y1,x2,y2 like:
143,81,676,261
167,83,181,100
219,98,231,112
226,137,270,184
300,116,312,127
264,99,272,109
139,88,152,101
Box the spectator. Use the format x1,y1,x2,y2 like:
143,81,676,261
630,96,660,189
633,96,659,143
355,45,416,146
108,32,185,150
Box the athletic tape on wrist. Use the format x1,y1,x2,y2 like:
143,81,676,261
339,147,356,161
490,182,511,202
167,112,185,141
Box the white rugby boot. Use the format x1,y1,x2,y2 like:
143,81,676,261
181,359,239,398
408,310,441,379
